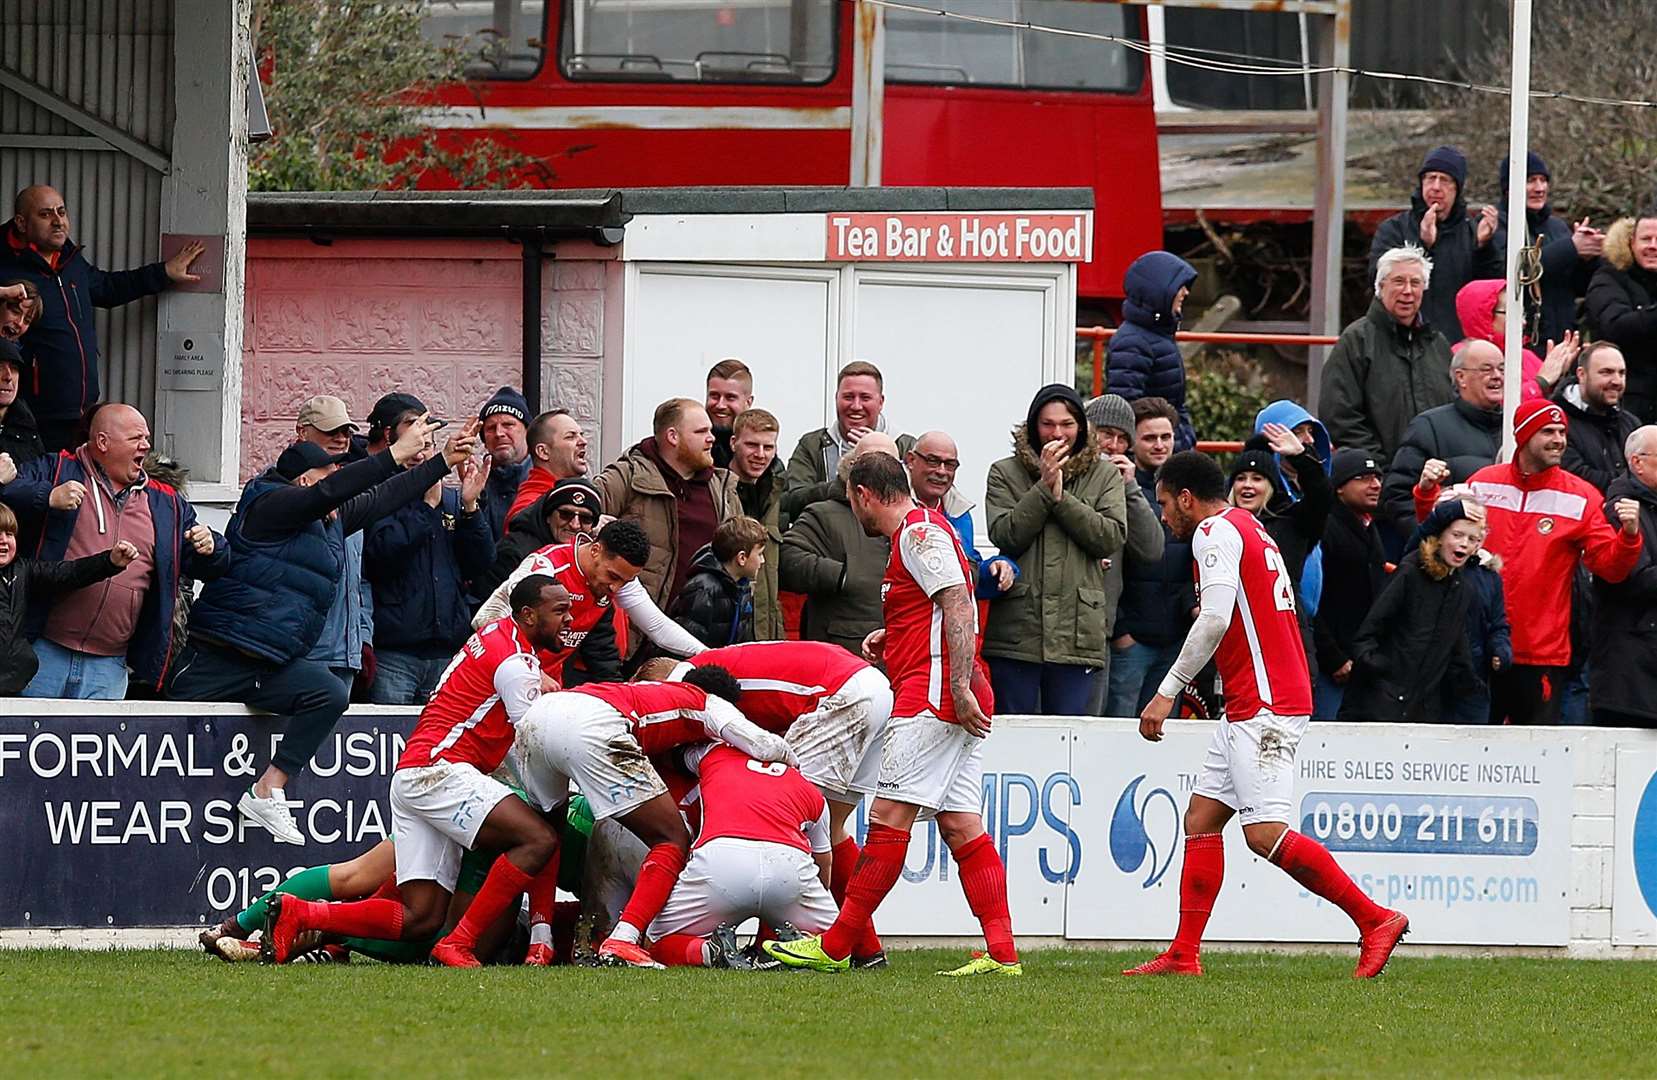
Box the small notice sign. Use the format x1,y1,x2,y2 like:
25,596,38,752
159,330,224,392
825,212,1091,263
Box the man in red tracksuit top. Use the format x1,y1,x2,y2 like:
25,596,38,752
1468,399,1643,723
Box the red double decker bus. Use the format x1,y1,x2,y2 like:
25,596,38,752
420,0,1160,300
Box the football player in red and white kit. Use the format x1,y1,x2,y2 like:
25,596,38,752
1125,451,1409,979
263,575,572,967
767,451,1019,977
509,667,796,968
646,743,838,968
473,519,706,682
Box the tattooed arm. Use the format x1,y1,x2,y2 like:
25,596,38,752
937,582,991,737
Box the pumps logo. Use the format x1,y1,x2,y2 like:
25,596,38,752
1110,774,1180,888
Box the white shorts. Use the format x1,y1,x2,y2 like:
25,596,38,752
873,710,985,817
646,837,838,940
511,692,668,822
389,760,514,891
1194,711,1309,826
786,667,894,802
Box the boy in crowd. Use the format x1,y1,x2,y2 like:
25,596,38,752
669,515,767,648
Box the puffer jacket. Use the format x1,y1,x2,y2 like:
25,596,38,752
1453,278,1549,401
1494,196,1595,348
779,484,889,656
1585,217,1657,422
1381,397,1502,532
0,398,45,470
1558,382,1640,493
1367,187,1504,341
0,551,123,694
668,544,754,648
1106,251,1199,450
1319,298,1456,463
1590,472,1657,721
983,424,1129,667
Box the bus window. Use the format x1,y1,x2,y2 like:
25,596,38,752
885,0,1139,92
422,0,548,80
560,0,836,84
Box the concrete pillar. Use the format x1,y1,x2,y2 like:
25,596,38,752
155,0,250,497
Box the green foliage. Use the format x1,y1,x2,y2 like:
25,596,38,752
250,0,534,192
1187,361,1272,444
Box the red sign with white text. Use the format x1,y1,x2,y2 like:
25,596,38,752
825,213,1092,263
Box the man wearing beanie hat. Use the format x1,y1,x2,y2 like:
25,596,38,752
1465,398,1643,723
477,386,531,540
1494,150,1604,347
1313,448,1388,719
982,383,1128,715
1367,144,1503,340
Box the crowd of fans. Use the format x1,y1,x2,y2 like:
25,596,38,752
0,149,1652,792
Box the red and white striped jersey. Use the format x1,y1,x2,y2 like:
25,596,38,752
397,618,543,772
1192,507,1313,721
881,505,992,723
571,680,719,755
691,744,829,854
686,640,872,732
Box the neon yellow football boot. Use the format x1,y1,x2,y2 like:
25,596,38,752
938,952,1023,977
762,934,850,973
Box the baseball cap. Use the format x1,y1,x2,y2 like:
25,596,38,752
276,441,349,480
367,392,427,433
296,395,358,433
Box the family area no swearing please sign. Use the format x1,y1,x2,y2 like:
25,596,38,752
825,213,1091,262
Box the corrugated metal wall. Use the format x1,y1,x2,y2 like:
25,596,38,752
0,0,174,417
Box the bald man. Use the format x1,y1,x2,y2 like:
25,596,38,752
0,403,227,698
905,430,1017,598
4,185,205,451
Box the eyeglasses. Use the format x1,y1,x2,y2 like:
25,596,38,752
1464,365,1503,377
554,507,598,526
914,452,960,471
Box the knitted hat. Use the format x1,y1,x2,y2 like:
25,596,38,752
1329,447,1384,489
1419,145,1468,190
478,386,529,425
0,338,24,370
1228,436,1278,489
1514,398,1567,449
544,476,602,518
1084,394,1136,438
1498,150,1550,191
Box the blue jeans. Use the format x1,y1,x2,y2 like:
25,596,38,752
1104,640,1181,718
369,650,450,706
987,657,1100,717
1314,672,1346,720
1560,664,1591,726
23,638,130,700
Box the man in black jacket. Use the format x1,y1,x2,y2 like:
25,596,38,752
1382,340,1504,533
1560,342,1640,493
0,340,43,486
4,185,206,451
1314,450,1389,719
1590,426,1657,726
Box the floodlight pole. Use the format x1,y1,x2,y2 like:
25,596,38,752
1501,0,1533,461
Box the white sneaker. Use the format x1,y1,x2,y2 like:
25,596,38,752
238,786,304,845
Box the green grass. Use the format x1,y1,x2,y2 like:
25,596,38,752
0,948,1647,1078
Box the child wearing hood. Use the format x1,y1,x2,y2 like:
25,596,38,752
1452,278,1581,402
1107,251,1199,451
1338,500,1484,723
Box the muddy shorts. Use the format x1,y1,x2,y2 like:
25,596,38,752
1193,711,1309,826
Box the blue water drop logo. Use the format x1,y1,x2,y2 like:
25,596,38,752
1634,773,1657,917
1110,774,1179,888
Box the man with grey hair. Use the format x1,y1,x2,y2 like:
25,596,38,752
1380,338,1504,533
1589,425,1657,725
1319,244,1455,464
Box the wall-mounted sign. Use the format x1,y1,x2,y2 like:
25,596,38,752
159,330,224,391
825,212,1091,263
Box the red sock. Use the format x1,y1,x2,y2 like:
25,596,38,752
1274,830,1387,934
1171,832,1225,960
951,833,1017,964
445,858,533,948
365,874,401,904
306,897,406,941
821,823,908,960
649,933,709,967
831,836,884,957
614,844,688,938
527,850,562,932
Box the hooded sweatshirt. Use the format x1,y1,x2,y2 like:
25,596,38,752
1253,400,1330,616
1453,279,1548,402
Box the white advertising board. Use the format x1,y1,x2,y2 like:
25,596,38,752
1611,748,1657,945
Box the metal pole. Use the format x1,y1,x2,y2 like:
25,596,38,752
849,1,885,186
1306,0,1350,413
1501,0,1532,462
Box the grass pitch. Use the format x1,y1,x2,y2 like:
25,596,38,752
1,947,1647,1078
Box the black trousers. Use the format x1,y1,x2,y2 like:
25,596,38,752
1488,664,1567,725
167,641,351,776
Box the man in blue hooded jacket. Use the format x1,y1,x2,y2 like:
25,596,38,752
1254,400,1332,619
1107,251,1199,452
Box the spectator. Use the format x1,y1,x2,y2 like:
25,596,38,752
1366,146,1502,341
1228,424,1331,676
1590,425,1657,726
1560,342,1640,493
362,408,496,705
1321,245,1455,463
1382,339,1504,533
4,185,205,452
668,515,766,648
1586,210,1657,422
1338,499,1482,723
905,429,1017,597
0,340,44,472
983,384,1128,715
477,475,602,598
1313,449,1388,720
295,396,374,695
1254,400,1332,617
594,397,740,611
1453,278,1579,402
1107,251,1199,451
780,434,899,657
171,415,474,843
1107,396,1192,716
2,279,41,339
1468,400,1643,724
705,357,754,469
782,361,913,524
0,503,136,695
0,403,226,699
477,386,531,538
1437,521,1512,724
729,408,785,639
502,408,588,533
1493,151,1604,348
